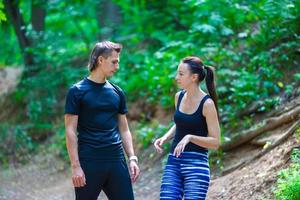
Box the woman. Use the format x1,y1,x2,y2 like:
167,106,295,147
154,56,220,200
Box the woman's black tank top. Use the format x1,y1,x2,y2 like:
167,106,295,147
171,90,210,154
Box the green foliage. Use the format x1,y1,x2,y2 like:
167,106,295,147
0,1,6,24
0,123,36,166
0,120,69,167
209,149,224,173
6,0,95,143
3,0,300,126
47,122,68,161
273,148,300,200
295,127,300,140
291,147,300,163
136,120,170,149
1,0,300,165
294,73,300,81
11,47,87,141
0,0,105,164
0,25,22,66
114,0,300,130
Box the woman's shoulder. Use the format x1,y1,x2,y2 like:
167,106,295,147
203,97,216,115
175,90,185,100
174,90,184,108
203,98,214,106
175,91,180,99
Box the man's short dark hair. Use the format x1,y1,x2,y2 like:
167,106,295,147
88,41,123,72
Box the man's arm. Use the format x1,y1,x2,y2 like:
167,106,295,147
65,114,86,187
118,114,140,183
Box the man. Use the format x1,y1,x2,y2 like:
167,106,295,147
64,41,140,200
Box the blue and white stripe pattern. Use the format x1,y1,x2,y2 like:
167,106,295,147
160,151,210,200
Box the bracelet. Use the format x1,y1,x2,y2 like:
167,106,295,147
128,155,138,164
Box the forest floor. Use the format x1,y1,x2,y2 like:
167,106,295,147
0,132,298,200
0,67,299,200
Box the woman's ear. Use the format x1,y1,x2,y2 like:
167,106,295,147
192,73,199,82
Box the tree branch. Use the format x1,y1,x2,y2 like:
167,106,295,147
221,106,300,151
222,118,300,175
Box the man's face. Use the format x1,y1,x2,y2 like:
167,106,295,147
99,50,120,77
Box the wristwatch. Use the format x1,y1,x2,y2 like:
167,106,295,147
128,155,138,164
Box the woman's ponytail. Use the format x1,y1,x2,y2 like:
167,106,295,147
181,56,219,118
205,65,219,117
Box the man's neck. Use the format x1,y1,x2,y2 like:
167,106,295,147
88,71,106,83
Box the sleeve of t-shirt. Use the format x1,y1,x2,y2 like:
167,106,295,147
65,86,80,115
118,89,128,114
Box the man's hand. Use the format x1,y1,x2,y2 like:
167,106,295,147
129,160,140,183
71,165,86,187
173,135,191,157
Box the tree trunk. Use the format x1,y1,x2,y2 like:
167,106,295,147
222,118,300,175
97,1,122,40
221,106,300,151
5,0,47,77
4,0,34,66
31,1,46,33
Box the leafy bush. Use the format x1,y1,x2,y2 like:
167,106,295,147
0,123,36,166
114,0,300,131
273,147,300,200
136,120,170,149
47,122,69,161
3,0,300,132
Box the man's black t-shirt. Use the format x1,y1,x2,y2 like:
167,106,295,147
65,78,127,160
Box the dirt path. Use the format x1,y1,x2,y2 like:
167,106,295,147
0,154,162,200
0,131,297,200
0,156,73,200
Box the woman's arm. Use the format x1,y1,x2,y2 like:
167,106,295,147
154,92,180,153
154,124,176,153
190,99,220,149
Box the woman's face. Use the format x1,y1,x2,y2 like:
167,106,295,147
175,62,195,89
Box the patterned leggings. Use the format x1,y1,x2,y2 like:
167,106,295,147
160,152,210,200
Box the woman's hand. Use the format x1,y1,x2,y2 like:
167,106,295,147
154,136,167,153
173,135,191,157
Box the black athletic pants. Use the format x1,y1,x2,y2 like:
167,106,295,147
75,159,134,200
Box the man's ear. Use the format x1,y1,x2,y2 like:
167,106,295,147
97,56,104,65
